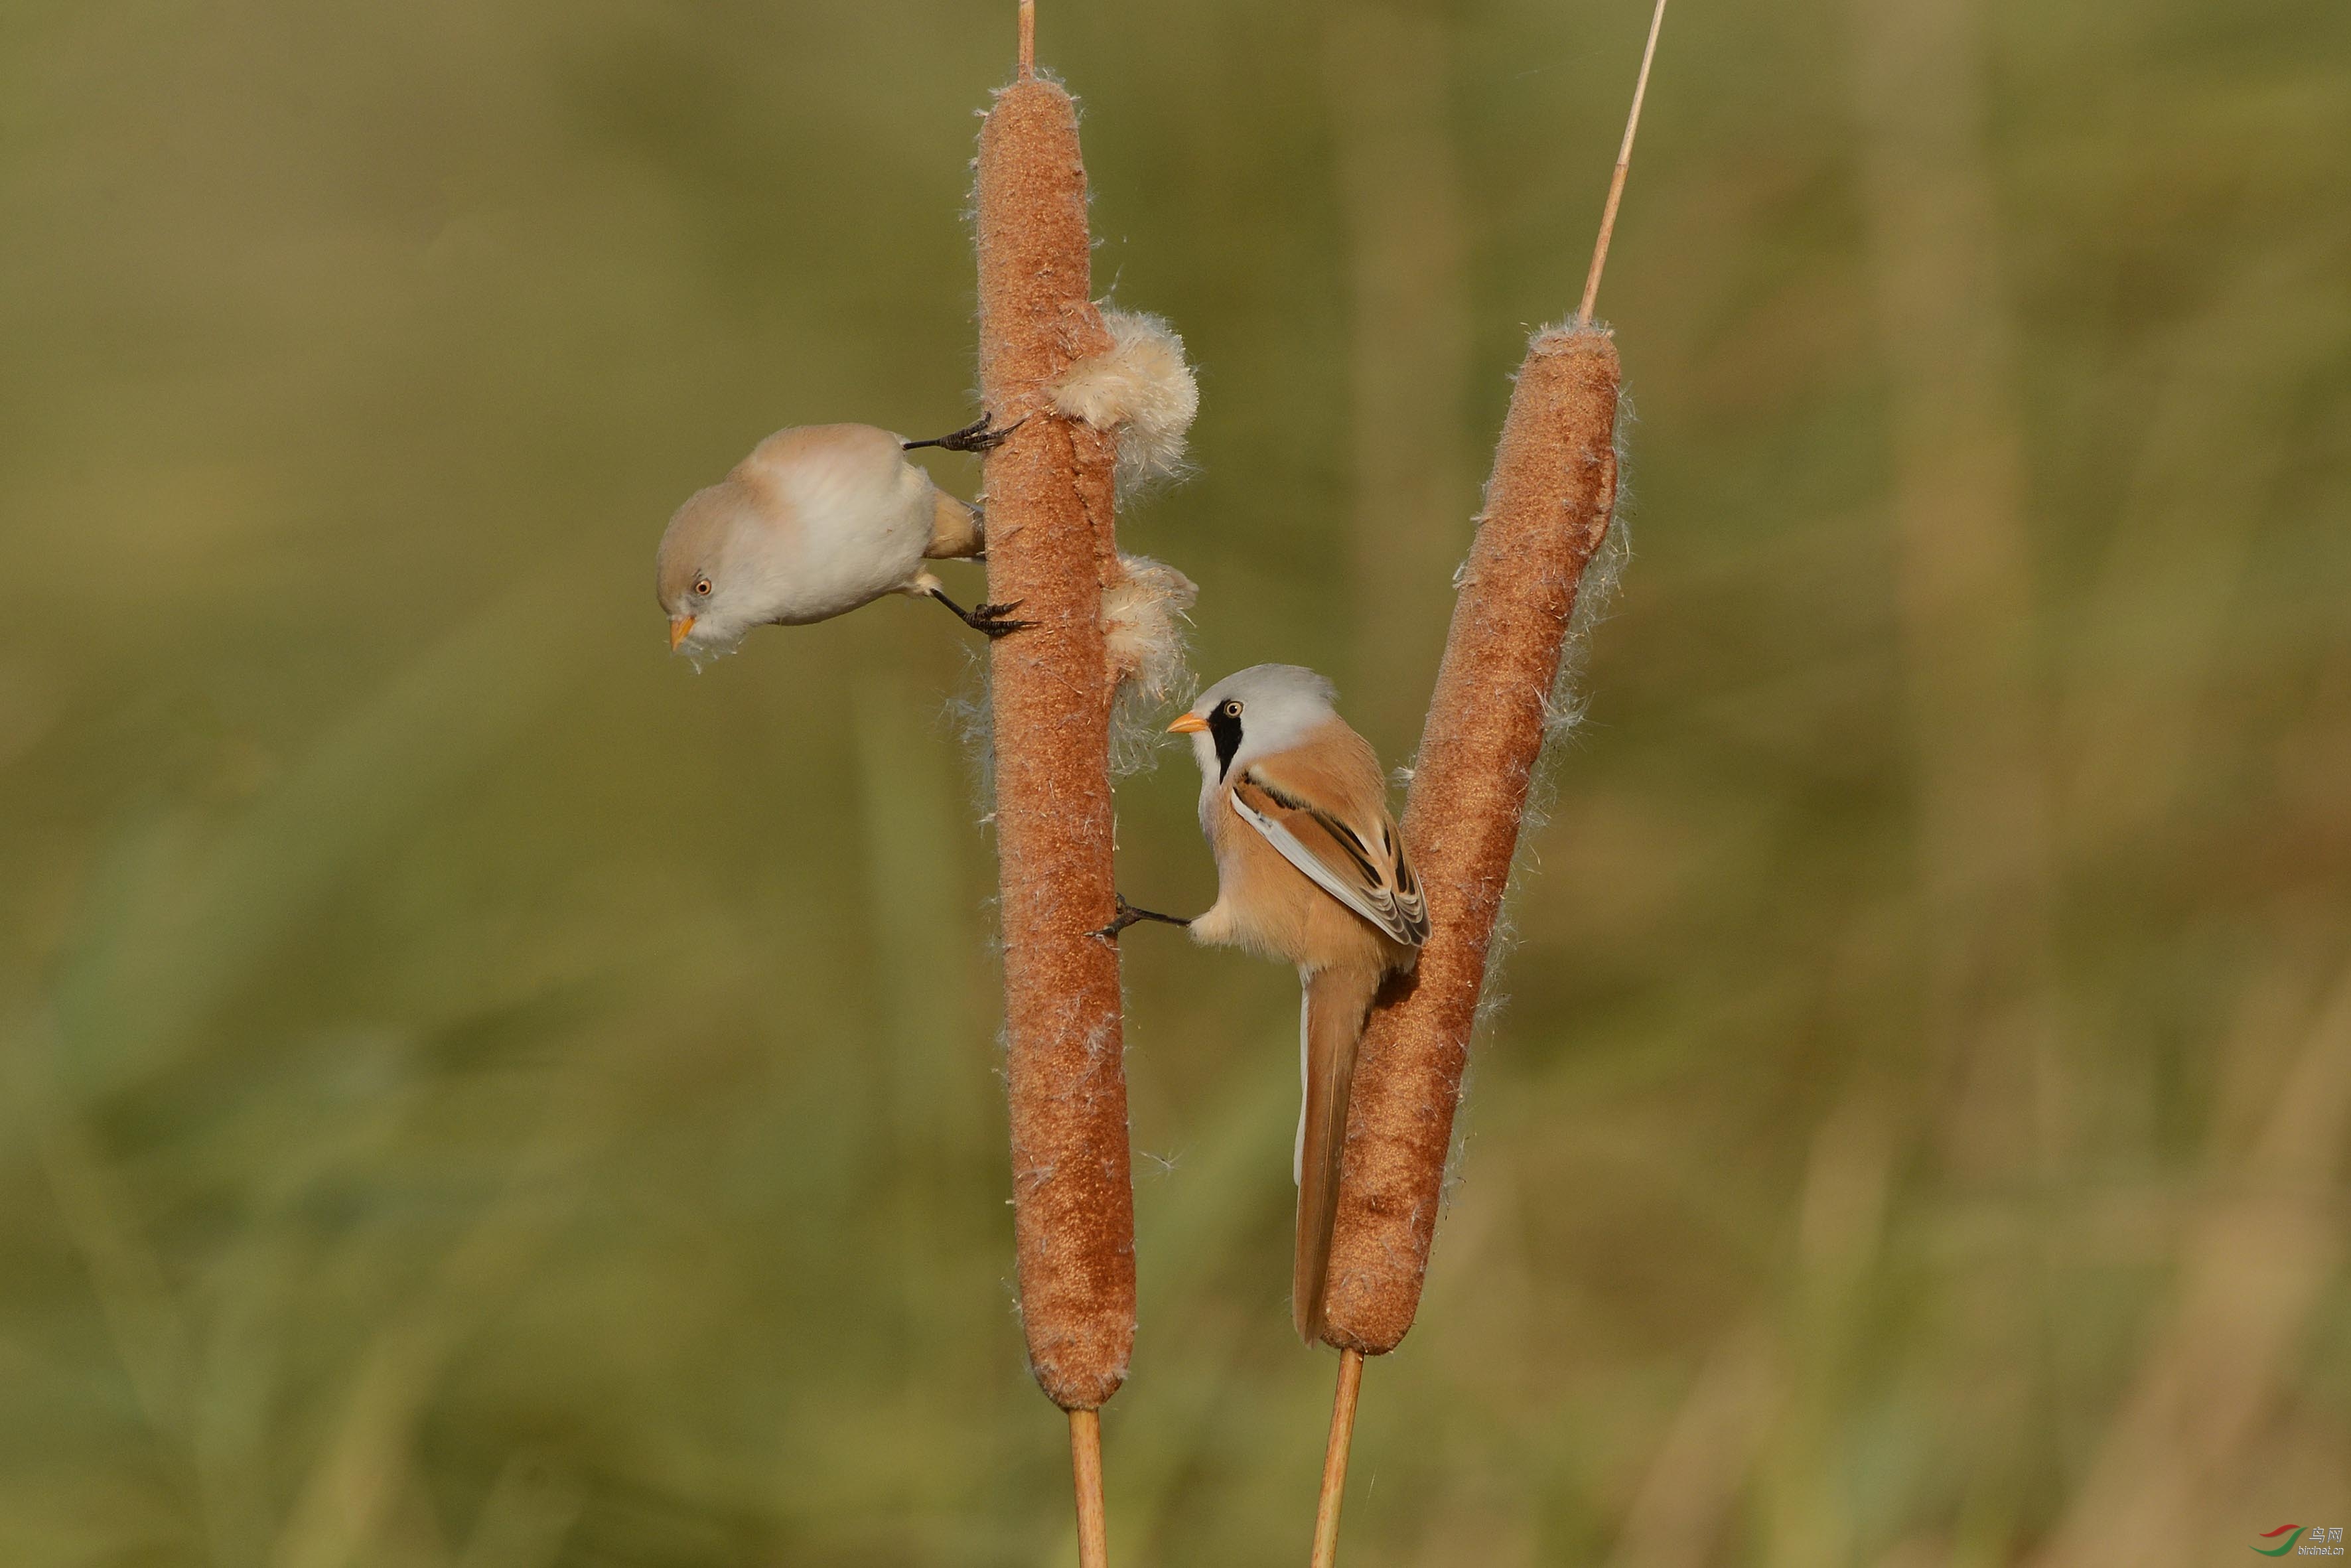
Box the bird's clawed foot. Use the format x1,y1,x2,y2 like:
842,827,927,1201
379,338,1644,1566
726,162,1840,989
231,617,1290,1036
1093,895,1193,942
904,413,1025,454
966,600,1031,638
930,588,1034,639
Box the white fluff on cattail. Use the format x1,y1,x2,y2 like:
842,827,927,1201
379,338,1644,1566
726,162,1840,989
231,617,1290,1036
1541,381,1635,748
1104,553,1198,775
1052,310,1200,498
1104,553,1195,697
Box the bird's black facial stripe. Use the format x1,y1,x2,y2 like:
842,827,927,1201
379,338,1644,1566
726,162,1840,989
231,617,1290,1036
1207,704,1244,780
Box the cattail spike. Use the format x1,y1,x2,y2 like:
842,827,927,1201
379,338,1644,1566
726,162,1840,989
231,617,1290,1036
1321,322,1623,1354
973,78,1133,1409
1578,0,1671,322
975,58,1133,1568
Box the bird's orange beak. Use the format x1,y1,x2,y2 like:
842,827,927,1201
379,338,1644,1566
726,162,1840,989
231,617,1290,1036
1167,713,1209,734
668,616,696,652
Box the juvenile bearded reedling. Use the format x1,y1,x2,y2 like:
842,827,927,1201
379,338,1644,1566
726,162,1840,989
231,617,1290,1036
1106,665,1428,1340
654,418,1021,660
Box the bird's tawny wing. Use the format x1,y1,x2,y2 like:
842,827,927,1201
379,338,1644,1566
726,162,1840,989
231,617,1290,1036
1230,733,1428,948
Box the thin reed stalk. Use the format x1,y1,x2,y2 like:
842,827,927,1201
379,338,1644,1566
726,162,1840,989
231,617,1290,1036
1308,1348,1364,1568
1070,1409,1110,1568
1579,0,1670,322
972,10,1133,1558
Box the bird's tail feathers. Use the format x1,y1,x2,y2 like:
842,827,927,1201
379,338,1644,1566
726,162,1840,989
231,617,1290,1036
924,491,984,560
1294,962,1382,1342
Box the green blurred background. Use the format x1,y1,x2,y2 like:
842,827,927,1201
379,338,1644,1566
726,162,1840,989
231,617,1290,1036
4,0,2348,1563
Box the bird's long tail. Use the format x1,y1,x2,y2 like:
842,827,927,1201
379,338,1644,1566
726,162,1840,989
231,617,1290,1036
1295,962,1383,1342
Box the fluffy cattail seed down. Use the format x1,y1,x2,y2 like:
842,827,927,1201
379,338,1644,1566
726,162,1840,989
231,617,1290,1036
1053,309,1200,498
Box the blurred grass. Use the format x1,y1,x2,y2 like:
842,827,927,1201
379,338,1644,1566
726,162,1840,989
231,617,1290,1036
3,0,2349,1563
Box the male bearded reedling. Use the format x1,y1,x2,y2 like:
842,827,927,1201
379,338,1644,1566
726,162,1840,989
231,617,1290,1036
655,418,1024,660
1105,666,1429,1340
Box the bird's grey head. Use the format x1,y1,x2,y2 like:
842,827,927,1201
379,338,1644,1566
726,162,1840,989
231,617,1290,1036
1171,664,1340,782
656,482,768,659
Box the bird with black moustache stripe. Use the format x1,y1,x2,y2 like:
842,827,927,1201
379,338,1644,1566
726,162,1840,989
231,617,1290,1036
1104,664,1427,1340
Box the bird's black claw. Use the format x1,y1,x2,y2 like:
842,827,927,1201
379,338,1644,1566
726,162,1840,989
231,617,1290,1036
928,588,1032,639
1093,895,1192,941
905,413,1025,455
969,600,1032,639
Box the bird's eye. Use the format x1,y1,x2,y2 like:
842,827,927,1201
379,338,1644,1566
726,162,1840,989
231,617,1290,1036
1222,700,1242,717
693,577,712,597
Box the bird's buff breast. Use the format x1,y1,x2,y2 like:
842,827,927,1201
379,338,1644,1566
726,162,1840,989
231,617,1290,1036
1194,788,1391,973
769,453,936,621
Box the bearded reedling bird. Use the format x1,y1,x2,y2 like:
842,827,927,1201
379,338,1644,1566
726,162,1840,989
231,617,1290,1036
656,417,1023,659
1105,665,1429,1339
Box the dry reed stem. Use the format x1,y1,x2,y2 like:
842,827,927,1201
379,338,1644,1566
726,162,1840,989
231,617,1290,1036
1308,1348,1365,1568
1019,0,1035,78
1320,324,1622,1354
974,74,1135,1413
1579,0,1671,322
1068,1409,1110,1568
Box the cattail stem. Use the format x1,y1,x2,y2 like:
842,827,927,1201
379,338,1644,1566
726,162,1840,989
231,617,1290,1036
1018,0,1036,78
1309,1349,1366,1568
1577,0,1670,322
972,0,1135,1429
1069,1409,1109,1568
1320,0,1663,1364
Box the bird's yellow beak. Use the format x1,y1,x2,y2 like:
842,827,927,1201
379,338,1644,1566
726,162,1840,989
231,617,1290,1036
1167,713,1209,734
668,616,696,652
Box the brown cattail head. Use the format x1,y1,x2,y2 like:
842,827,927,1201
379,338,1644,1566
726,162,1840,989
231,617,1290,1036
973,76,1136,1411
1320,321,1623,1355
